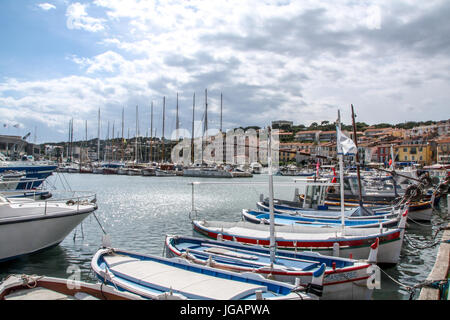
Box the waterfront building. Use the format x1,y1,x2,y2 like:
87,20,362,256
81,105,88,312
272,120,293,130
394,143,435,165
295,130,320,142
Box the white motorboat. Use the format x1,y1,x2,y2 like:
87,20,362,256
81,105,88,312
0,193,98,262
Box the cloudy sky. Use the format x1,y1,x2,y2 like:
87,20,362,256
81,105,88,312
0,0,449,143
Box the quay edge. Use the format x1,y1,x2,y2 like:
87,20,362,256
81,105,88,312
418,216,450,300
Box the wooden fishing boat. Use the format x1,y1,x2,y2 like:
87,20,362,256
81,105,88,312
255,201,398,220
91,248,315,300
164,235,379,300
0,274,141,300
242,209,399,228
322,199,434,222
192,207,408,265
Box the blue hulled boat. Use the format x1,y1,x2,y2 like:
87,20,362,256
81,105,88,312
91,248,316,300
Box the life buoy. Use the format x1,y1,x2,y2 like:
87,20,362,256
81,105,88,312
66,200,75,206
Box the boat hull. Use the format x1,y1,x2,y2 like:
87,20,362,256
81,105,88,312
164,235,374,300
192,220,405,265
0,165,57,189
91,248,312,300
0,208,94,262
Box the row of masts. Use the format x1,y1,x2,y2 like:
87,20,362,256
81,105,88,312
67,90,223,165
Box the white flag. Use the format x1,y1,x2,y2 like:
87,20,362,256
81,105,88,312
336,126,357,155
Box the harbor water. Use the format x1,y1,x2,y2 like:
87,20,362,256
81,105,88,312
0,173,447,300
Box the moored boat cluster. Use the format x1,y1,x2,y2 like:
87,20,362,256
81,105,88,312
1,127,449,301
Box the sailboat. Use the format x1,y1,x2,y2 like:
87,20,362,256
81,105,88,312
183,90,238,178
155,96,177,177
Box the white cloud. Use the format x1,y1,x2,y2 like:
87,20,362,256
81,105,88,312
37,3,56,11
66,2,105,32
366,5,382,30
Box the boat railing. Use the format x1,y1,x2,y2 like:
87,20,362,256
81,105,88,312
3,190,97,216
0,178,46,189
44,191,97,215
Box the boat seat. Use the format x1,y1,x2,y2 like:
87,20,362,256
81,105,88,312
203,246,259,260
104,254,268,300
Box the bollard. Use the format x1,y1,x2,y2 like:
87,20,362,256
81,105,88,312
332,242,339,257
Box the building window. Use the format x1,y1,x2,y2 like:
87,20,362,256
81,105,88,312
420,156,423,161
404,155,408,161
412,156,415,161
403,148,407,152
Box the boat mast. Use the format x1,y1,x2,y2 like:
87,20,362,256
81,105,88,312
220,92,223,133
121,107,124,162
83,119,87,169
336,110,345,234
105,120,109,163
135,105,139,164
67,119,71,162
112,120,115,162
71,118,74,163
97,108,101,163
350,104,364,208
202,89,207,165
191,93,195,164
150,101,153,163
162,96,165,163
176,92,179,141
220,92,224,164
390,145,399,197
267,126,276,265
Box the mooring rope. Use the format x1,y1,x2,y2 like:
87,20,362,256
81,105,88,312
404,224,450,250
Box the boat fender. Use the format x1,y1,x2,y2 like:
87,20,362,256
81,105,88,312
332,242,339,257
206,255,213,266
368,238,379,264
217,233,223,241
